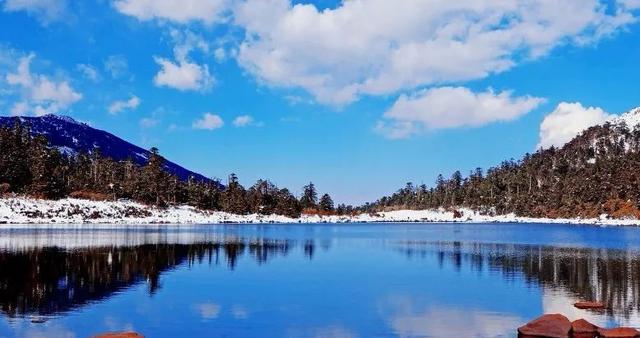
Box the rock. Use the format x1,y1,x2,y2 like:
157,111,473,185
598,327,640,338
571,319,598,338
574,301,605,310
92,332,144,338
517,313,571,338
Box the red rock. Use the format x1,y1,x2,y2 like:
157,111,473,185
571,319,598,338
517,313,571,338
598,327,640,338
91,332,144,338
574,301,605,310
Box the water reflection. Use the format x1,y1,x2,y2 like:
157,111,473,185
396,241,640,324
0,239,293,318
3,225,640,336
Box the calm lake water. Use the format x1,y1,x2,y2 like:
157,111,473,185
0,223,640,338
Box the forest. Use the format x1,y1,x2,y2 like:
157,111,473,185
0,121,349,218
364,121,640,219
4,118,640,219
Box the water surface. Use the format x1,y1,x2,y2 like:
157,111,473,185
0,222,639,337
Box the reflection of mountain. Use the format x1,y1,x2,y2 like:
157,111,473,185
0,239,294,318
395,241,640,322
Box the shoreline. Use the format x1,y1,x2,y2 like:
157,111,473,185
1,197,639,227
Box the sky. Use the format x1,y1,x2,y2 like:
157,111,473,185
1,0,640,205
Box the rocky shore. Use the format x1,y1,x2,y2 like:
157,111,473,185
519,302,639,337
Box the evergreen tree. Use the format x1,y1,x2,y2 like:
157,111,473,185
300,182,318,210
28,135,64,198
274,188,302,218
139,147,168,205
221,173,247,214
319,193,334,212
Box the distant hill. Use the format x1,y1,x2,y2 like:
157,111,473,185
366,107,640,219
0,114,212,183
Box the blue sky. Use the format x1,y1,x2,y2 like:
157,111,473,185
1,0,640,204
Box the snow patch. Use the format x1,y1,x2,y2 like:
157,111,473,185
610,106,640,127
0,197,638,226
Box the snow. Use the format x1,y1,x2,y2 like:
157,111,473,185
610,106,640,127
56,146,77,156
0,197,638,226
44,114,83,126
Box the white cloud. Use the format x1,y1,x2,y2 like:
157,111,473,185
139,116,159,128
537,102,613,149
620,0,640,9
10,101,29,115
153,30,215,92
113,0,229,24
104,55,129,79
376,86,544,139
3,0,67,24
76,63,100,82
108,95,140,114
214,47,226,62
235,0,637,105
193,113,224,130
170,29,210,62
6,54,82,116
233,114,254,127
153,57,214,91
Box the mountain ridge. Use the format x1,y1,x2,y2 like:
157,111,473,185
365,106,640,219
0,114,213,183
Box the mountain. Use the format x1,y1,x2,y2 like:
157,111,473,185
0,114,212,183
366,107,640,219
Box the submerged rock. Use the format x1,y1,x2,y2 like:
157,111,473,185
574,301,605,310
92,332,144,338
571,319,598,338
597,327,640,338
517,313,571,338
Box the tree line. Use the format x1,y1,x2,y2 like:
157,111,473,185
0,121,352,218
364,121,640,219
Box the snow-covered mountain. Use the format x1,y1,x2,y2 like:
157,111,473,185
0,114,213,183
609,106,640,127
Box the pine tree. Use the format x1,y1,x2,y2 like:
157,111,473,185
28,135,64,198
275,188,302,218
300,182,318,210
319,193,334,212
140,147,168,205
222,173,247,214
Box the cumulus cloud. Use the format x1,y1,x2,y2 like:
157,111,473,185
193,113,224,130
153,57,214,91
152,29,215,92
108,95,140,114
113,0,229,24
376,87,543,139
235,0,637,105
76,63,100,82
537,102,613,149
233,114,256,127
3,0,67,24
6,54,82,116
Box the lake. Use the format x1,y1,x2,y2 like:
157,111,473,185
0,222,639,338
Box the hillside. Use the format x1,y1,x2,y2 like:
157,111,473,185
0,114,211,182
365,107,640,219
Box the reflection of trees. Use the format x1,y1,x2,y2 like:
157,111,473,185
0,239,296,318
397,241,640,319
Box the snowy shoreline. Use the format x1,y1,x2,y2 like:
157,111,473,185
1,197,639,227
